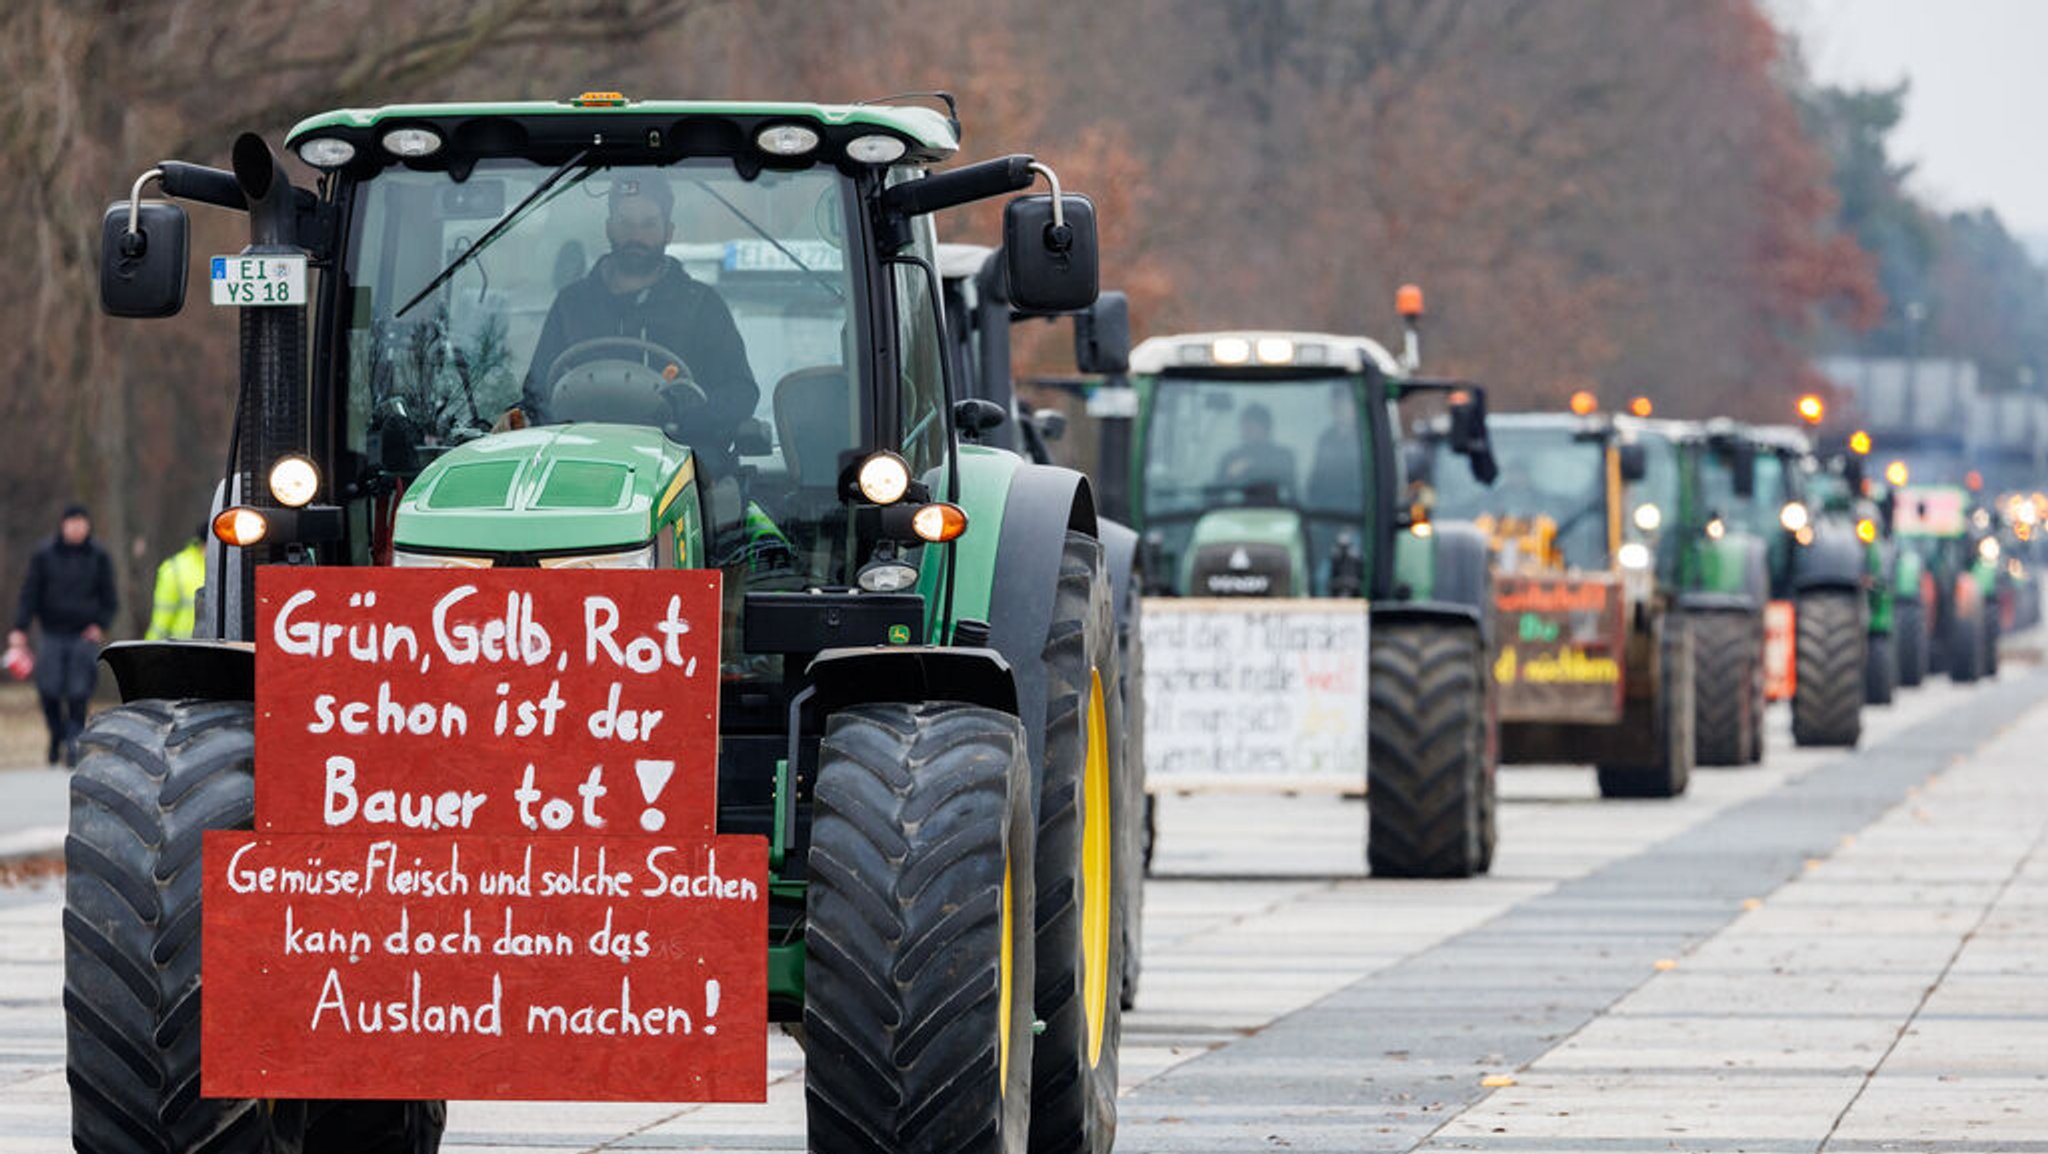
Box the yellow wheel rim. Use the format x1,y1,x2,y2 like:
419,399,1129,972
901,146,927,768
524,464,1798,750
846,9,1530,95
1082,669,1112,1067
999,857,1015,1093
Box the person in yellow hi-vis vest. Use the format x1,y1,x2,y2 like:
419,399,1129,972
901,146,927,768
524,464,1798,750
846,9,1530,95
144,523,207,640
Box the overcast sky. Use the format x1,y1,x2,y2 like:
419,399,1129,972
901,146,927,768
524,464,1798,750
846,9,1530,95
1768,0,2048,243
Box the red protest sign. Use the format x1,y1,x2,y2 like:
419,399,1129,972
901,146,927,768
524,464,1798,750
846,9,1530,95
202,831,767,1101
254,568,721,837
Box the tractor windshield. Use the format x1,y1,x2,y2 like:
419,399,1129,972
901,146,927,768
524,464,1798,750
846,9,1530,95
1433,425,1609,569
1141,375,1369,594
1143,377,1367,516
343,157,863,576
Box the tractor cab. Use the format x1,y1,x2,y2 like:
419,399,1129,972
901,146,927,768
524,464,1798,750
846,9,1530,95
1128,331,1491,599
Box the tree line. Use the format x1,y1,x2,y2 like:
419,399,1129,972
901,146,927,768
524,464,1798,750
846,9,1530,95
0,0,2025,633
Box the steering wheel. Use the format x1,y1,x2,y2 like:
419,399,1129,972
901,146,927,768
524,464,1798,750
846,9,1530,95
544,335,709,414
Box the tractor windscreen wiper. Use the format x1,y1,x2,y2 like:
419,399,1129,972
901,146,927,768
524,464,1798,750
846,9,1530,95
396,148,593,319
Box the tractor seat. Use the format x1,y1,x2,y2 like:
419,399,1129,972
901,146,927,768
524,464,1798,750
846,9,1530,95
773,365,855,492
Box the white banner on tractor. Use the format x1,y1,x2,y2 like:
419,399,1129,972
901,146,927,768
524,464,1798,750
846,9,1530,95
1141,598,1368,791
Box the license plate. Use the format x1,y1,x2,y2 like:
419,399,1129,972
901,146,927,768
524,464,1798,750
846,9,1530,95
211,254,307,307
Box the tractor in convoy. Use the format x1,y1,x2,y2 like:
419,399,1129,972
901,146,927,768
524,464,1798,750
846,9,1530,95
1426,401,1731,796
83,94,1140,1154
1704,415,1873,746
1892,475,2005,683
1120,291,1504,879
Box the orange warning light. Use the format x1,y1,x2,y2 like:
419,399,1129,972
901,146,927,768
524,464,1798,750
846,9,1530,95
1966,470,1984,492
1569,391,1598,416
1796,394,1825,425
1629,396,1654,418
1848,430,1872,455
1396,284,1425,319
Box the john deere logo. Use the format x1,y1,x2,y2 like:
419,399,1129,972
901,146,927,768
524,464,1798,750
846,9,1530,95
888,624,911,645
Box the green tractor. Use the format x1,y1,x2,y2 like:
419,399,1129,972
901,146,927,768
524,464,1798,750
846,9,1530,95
1710,423,1872,746
82,95,1140,1154
1427,408,1714,795
1893,481,2004,683
1123,309,1503,879
1794,434,1926,704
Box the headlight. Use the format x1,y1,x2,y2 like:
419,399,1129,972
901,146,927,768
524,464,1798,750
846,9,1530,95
1856,518,1879,544
538,543,657,570
1779,502,1810,533
1705,516,1726,541
380,127,443,158
756,124,820,156
1979,536,2002,563
392,550,494,569
1633,503,1662,532
844,133,907,164
857,559,920,592
268,455,320,507
1210,337,1251,366
1618,542,1652,570
296,137,356,169
857,451,913,505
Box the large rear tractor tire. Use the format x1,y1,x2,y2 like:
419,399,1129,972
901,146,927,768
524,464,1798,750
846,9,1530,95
804,702,1036,1154
1596,617,1694,799
1949,592,1985,684
1864,629,1897,706
1895,600,1928,688
64,700,443,1154
1690,611,1757,767
1029,533,1124,1154
1367,619,1489,878
1791,591,1864,747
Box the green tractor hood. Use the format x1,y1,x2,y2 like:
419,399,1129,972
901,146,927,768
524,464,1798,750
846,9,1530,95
1181,507,1310,597
393,424,694,556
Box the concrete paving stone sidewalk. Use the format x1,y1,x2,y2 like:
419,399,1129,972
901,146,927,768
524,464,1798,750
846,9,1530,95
1423,674,2048,1154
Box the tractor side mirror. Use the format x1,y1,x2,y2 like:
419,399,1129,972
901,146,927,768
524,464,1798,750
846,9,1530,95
1004,194,1098,314
1731,441,1758,498
954,397,1007,443
100,200,189,318
1033,408,1069,443
1618,443,1647,483
1074,291,1130,374
1446,390,1498,485
1401,440,1436,488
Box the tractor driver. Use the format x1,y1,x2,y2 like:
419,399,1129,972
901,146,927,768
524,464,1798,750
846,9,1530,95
519,175,760,451
1215,402,1298,500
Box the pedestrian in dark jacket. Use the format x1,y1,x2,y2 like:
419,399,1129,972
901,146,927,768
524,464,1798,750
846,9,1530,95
10,504,118,766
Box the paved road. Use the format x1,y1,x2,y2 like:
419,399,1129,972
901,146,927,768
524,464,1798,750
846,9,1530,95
1,668,2043,1151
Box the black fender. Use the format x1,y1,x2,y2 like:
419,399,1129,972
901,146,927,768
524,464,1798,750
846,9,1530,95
806,646,1018,715
1676,591,1756,616
988,463,1099,782
100,640,254,704
1371,599,1484,632
1427,520,1492,625
1098,517,1139,640
1792,524,1864,594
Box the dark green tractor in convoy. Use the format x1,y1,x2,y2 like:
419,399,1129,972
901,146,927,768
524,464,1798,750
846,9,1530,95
1700,423,1870,746
1429,410,1732,794
84,95,1140,1154
1795,435,1925,704
1123,317,1503,879
1893,482,2005,683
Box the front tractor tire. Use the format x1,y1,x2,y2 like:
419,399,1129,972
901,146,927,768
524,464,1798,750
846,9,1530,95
63,700,444,1154
1367,619,1493,879
1596,617,1694,799
805,703,1036,1154
1865,629,1897,706
1690,611,1759,767
1030,533,1126,1154
1791,591,1865,747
